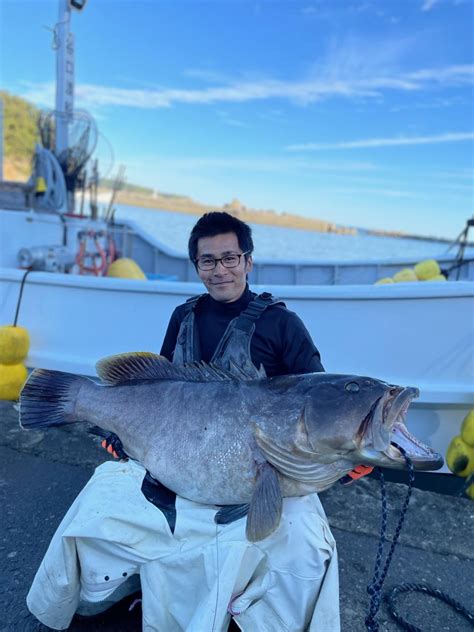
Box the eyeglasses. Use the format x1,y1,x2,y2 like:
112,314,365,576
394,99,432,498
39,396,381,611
195,251,250,271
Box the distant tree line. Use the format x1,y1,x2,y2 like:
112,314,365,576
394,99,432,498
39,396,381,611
0,91,39,165
99,177,154,196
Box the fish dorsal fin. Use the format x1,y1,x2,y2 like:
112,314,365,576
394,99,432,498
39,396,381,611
96,352,237,385
227,359,267,381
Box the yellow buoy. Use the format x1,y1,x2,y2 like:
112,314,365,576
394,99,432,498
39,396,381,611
393,268,418,283
466,483,474,500
374,277,394,285
0,325,30,364
425,274,447,282
107,258,146,280
414,259,441,280
461,410,474,447
0,363,28,401
446,435,474,478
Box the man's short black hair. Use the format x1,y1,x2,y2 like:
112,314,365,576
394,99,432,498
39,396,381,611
188,211,254,262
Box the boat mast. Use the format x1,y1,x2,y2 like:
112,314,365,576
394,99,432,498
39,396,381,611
54,0,87,213
55,0,73,159
54,0,87,159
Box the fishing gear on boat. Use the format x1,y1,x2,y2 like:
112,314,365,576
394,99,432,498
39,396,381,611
444,217,474,280
18,245,76,273
104,164,126,223
75,228,116,276
30,145,67,213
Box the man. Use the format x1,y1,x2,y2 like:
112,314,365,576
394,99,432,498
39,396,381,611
160,211,324,375
26,212,367,631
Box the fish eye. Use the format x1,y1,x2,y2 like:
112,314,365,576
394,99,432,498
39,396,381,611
345,381,360,393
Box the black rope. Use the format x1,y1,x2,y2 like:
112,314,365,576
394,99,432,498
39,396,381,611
385,582,474,631
443,256,474,278
444,217,474,280
457,472,474,498
365,446,415,632
13,268,33,327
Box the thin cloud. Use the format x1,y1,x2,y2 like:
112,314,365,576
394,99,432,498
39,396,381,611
286,132,474,151
16,63,473,111
125,155,378,175
216,111,249,128
329,186,423,199
421,0,440,11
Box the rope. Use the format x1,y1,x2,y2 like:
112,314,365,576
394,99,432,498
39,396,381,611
365,446,415,632
13,268,33,327
457,472,474,498
443,217,474,280
365,450,473,631
385,582,474,631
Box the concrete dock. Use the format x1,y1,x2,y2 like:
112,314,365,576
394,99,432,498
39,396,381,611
0,400,472,631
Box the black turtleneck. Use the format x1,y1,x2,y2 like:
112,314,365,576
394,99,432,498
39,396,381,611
160,285,324,377
194,286,253,363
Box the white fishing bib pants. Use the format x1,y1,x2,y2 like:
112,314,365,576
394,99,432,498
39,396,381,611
27,460,340,631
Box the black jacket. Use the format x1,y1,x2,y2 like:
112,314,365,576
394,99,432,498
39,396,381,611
160,286,324,377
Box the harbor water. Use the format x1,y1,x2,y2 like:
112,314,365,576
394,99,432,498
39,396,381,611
114,203,462,262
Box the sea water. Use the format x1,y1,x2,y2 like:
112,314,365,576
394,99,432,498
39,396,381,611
114,203,461,262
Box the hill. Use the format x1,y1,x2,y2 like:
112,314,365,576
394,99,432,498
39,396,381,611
111,190,357,234
0,91,40,180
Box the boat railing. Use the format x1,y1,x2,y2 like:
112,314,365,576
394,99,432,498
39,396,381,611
1,208,473,285
109,219,474,286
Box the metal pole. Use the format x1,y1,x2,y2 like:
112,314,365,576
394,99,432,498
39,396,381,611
55,0,74,160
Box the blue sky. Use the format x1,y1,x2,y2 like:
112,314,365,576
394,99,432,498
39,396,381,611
1,0,473,238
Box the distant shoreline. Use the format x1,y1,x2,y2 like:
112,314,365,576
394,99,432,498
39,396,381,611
3,155,461,244
110,190,358,236
105,189,456,244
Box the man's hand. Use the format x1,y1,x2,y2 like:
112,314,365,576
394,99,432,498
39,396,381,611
340,464,374,486
100,432,128,460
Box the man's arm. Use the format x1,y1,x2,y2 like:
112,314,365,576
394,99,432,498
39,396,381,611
160,307,182,361
281,311,324,375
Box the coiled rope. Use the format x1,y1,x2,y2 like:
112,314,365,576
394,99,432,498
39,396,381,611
365,445,415,632
385,582,474,631
364,446,473,631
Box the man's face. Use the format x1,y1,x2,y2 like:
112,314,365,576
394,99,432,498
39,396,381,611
195,232,253,303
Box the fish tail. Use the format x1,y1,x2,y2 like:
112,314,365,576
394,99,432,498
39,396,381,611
20,369,86,429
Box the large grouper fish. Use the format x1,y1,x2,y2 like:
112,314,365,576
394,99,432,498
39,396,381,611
20,352,443,541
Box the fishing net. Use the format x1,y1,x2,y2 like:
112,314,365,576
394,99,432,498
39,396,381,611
38,109,98,191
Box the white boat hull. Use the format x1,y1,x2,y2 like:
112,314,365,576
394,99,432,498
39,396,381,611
1,267,472,473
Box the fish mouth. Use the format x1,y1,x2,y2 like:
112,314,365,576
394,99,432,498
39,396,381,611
363,386,444,471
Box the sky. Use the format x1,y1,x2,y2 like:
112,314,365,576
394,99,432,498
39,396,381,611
1,0,473,239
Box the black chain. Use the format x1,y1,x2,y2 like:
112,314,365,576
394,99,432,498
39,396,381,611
385,582,474,631
365,446,415,632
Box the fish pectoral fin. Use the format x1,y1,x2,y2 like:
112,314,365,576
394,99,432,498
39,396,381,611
246,462,282,542
214,503,250,525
